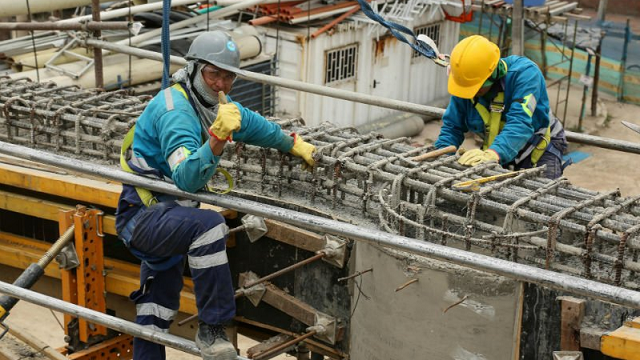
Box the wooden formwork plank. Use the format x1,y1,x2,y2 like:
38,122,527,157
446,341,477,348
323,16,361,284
0,161,120,208
0,189,117,235
558,296,586,351
0,159,236,218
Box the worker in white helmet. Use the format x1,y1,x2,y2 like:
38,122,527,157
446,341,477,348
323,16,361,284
116,31,315,360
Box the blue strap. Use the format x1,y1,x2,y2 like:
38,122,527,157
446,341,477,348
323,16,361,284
356,0,436,59
161,0,172,89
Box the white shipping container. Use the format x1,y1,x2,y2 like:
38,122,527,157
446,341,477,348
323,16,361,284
260,5,459,128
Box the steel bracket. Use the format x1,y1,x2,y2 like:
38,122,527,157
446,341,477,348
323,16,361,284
308,312,337,345
240,271,266,307
320,235,347,268
56,243,80,270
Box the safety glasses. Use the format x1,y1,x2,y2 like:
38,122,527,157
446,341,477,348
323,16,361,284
201,66,237,83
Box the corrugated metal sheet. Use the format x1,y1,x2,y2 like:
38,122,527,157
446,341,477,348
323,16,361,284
263,6,456,127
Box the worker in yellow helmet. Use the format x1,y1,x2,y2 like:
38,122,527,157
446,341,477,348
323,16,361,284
434,35,568,179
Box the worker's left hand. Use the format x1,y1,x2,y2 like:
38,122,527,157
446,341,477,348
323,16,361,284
289,133,316,170
208,92,241,141
458,148,499,166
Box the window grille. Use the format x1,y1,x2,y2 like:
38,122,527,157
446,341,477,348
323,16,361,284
325,44,358,84
413,22,442,59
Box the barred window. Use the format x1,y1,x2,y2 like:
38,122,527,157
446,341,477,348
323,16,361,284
413,22,442,59
325,44,358,84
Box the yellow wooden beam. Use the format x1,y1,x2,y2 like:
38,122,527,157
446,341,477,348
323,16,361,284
0,161,121,208
0,160,236,219
0,189,117,235
601,317,640,360
0,232,198,315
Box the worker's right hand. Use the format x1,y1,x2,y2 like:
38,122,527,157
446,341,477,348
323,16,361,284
208,91,241,141
458,148,499,166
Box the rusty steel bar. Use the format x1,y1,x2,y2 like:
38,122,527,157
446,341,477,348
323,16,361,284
253,331,317,360
242,253,326,290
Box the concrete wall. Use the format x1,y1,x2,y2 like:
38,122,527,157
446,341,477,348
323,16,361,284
349,242,522,360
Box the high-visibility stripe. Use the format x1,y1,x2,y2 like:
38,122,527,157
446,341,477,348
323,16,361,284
136,303,178,321
140,324,170,333
189,223,228,251
188,251,228,269
164,88,174,111
167,146,192,172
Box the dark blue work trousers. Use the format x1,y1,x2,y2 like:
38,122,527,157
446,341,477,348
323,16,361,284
121,201,234,360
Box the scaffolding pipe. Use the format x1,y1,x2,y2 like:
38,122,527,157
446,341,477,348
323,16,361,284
91,0,104,89
0,281,250,360
0,21,134,31
0,141,639,309
116,0,271,47
84,39,640,154
0,0,113,17
84,39,446,118
57,0,202,23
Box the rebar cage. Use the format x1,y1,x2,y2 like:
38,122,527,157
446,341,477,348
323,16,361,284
2,77,640,292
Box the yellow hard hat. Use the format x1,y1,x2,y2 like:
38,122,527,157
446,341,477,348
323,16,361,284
448,35,500,99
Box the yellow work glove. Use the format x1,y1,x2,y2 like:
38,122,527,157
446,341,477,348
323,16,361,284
458,148,500,166
208,91,241,141
289,133,316,170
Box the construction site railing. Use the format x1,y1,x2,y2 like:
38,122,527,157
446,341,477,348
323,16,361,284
0,280,251,359
84,39,640,156
0,141,639,309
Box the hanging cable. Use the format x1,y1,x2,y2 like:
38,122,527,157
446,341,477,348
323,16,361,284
25,0,40,83
128,0,132,89
206,0,210,31
355,0,436,59
161,0,172,89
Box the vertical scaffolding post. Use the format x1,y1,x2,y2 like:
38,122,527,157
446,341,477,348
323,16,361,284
617,19,630,102
60,205,108,351
91,0,104,88
562,21,578,124
511,0,524,55
591,32,604,117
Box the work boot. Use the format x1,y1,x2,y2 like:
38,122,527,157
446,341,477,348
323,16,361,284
195,322,237,360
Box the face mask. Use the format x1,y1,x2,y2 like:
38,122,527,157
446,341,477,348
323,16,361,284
193,63,219,107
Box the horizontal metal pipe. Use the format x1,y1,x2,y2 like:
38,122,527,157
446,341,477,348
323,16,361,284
116,0,269,47
1,141,639,308
58,0,201,23
0,0,112,17
0,281,249,360
83,39,446,118
84,39,640,155
0,21,134,31
565,131,640,155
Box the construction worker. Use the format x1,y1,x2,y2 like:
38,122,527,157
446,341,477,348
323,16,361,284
434,35,567,179
115,31,316,360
